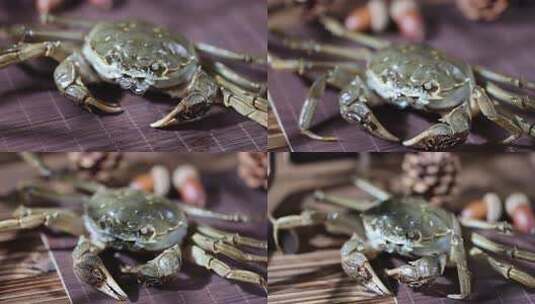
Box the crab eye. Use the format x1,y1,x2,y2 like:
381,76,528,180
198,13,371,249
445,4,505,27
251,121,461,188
423,81,439,93
139,225,156,238
406,230,422,242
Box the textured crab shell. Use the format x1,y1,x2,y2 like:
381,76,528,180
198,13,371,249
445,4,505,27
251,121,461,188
84,188,188,252
361,197,452,257
82,20,199,90
366,44,473,111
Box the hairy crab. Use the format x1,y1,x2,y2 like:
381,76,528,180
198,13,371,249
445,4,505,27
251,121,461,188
0,162,267,300
0,15,267,128
270,16,535,150
272,179,535,299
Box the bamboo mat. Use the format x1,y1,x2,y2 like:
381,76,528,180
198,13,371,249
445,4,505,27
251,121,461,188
0,0,266,151
269,3,535,152
268,250,395,304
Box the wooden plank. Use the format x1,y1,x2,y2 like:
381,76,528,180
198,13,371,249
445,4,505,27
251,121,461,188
268,250,396,304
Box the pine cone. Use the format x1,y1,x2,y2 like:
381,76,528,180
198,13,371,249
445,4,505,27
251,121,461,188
238,152,267,189
68,152,124,183
456,0,509,21
400,152,461,206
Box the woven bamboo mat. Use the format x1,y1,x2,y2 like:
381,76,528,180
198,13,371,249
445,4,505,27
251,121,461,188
269,2,535,152
0,0,266,151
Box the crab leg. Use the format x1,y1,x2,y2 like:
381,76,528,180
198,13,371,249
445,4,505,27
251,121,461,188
1,24,84,42
0,206,83,235
271,210,336,250
191,233,267,263
215,75,267,112
472,86,535,143
269,54,361,74
341,234,390,296
460,218,513,234
178,204,250,223
40,14,97,28
403,103,471,150
299,70,338,141
447,214,472,300
216,76,268,127
196,224,267,249
209,61,266,94
470,248,535,288
185,245,267,292
19,152,54,177
352,178,391,201
485,82,535,111
196,42,267,66
272,32,372,61
473,65,535,92
72,236,128,301
55,52,123,113
313,190,380,211
0,41,73,69
471,233,535,263
121,244,182,286
318,16,390,50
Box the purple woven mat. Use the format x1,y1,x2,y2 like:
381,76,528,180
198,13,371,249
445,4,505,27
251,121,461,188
0,0,266,151
269,3,535,152
44,170,267,304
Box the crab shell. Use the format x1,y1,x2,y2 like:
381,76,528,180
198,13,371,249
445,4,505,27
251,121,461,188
84,188,188,252
82,20,199,95
361,197,452,257
366,44,474,111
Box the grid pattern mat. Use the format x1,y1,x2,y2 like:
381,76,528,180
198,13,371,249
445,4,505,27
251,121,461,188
269,3,535,152
0,0,266,151
44,170,267,304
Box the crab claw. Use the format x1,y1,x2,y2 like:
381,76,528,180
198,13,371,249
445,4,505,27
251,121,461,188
341,236,391,296
72,236,128,301
402,123,467,150
150,99,206,129
84,97,124,114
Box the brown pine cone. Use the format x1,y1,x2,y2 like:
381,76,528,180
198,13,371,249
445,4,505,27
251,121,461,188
400,152,461,206
238,152,267,189
68,152,124,183
456,0,509,21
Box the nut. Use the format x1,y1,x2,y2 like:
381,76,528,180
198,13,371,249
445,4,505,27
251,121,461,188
505,193,535,234
173,165,206,207
390,0,425,41
345,5,371,32
461,192,502,222
129,165,170,196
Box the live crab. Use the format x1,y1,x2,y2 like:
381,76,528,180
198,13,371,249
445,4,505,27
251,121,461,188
0,14,267,128
0,159,267,300
272,179,535,299
270,16,535,150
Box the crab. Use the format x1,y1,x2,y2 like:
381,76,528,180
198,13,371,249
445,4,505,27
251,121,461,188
0,165,267,300
272,178,535,299
0,14,267,128
269,16,535,150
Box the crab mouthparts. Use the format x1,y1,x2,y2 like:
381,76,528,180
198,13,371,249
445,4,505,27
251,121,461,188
117,76,151,95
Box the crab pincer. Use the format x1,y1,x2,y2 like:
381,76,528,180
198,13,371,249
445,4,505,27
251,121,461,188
72,236,128,301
